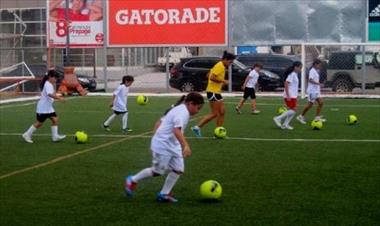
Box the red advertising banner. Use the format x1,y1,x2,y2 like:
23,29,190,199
107,0,227,46
47,0,104,48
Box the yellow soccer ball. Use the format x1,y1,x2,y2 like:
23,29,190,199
214,127,227,139
136,95,149,105
200,180,222,200
75,131,88,144
347,114,358,125
311,120,323,130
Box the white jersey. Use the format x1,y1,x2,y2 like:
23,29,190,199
307,67,320,94
151,104,190,158
112,84,129,112
36,81,55,114
246,69,259,88
283,72,299,98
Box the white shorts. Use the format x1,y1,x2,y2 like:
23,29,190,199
151,152,184,175
308,93,321,103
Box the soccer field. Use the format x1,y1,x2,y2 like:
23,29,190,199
0,96,379,226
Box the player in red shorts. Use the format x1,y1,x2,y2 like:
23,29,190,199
273,61,303,130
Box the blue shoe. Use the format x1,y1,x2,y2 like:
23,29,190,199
191,126,202,137
156,193,178,203
124,175,137,197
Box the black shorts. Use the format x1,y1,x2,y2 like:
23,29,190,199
243,87,256,99
114,110,127,115
207,92,223,102
36,112,57,122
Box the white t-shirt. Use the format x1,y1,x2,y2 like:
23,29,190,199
151,104,190,157
307,67,320,94
283,72,299,98
36,81,55,113
112,84,129,112
246,69,259,88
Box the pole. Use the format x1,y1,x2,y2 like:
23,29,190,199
301,43,306,99
165,47,170,92
64,0,70,66
102,0,108,91
227,0,232,93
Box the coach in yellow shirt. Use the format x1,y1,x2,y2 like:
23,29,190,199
191,51,236,137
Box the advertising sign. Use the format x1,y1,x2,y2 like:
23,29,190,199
107,0,227,46
47,0,104,48
369,0,380,41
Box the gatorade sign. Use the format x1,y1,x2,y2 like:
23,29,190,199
107,0,227,46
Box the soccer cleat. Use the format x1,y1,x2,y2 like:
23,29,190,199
315,116,327,122
156,193,178,203
22,133,33,143
235,106,241,114
251,110,260,114
122,128,133,133
125,175,137,197
191,126,202,137
296,115,307,124
281,125,294,130
52,135,66,142
273,117,282,128
103,124,111,132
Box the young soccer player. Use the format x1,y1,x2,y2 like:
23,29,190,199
273,61,303,130
103,75,134,133
235,63,263,114
22,70,66,143
296,59,326,124
191,51,235,137
125,92,204,203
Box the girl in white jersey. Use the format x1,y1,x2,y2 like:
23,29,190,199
125,92,204,203
273,61,303,130
103,75,134,133
235,63,263,114
22,70,66,143
296,59,326,124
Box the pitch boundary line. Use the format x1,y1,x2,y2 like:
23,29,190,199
0,132,379,143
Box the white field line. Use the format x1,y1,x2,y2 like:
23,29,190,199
0,115,204,180
0,132,379,143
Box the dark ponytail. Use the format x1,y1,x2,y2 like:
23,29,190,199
222,51,236,60
163,92,204,115
40,69,59,90
283,61,302,81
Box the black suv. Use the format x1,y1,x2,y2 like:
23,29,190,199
169,57,281,92
1,64,97,92
236,53,301,82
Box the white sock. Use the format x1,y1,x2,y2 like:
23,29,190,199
51,125,59,138
160,172,180,195
122,112,128,130
131,168,153,183
25,125,37,136
283,110,296,126
104,113,117,127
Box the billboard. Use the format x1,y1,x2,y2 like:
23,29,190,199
47,0,104,48
107,0,227,47
369,0,380,41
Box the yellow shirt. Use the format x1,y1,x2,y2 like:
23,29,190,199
206,61,226,94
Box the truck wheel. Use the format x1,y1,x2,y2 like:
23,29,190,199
332,77,354,92
180,81,195,92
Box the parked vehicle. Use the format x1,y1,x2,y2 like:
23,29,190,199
157,47,192,69
1,64,97,92
236,53,301,82
169,57,281,92
325,51,380,92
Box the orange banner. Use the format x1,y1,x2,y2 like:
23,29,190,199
107,0,227,46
